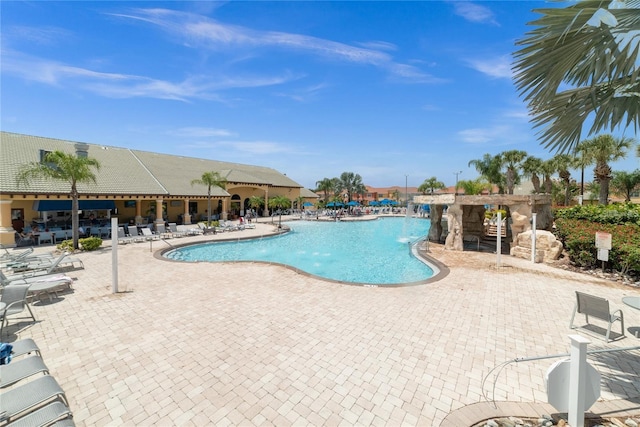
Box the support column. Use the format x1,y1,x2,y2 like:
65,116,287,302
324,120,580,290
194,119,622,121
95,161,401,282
154,198,164,227
183,198,191,225
444,203,463,251
221,198,228,220
135,199,143,225
0,200,16,247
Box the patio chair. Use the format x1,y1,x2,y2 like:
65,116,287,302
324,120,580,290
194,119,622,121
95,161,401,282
0,375,69,423
1,246,34,262
5,401,74,427
37,232,54,245
14,233,36,248
116,227,134,245
0,355,50,388
6,253,84,278
0,284,36,338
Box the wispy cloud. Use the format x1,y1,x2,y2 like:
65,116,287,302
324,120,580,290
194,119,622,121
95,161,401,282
458,125,511,144
275,83,330,102
170,127,236,138
452,2,499,26
466,55,512,79
4,25,73,45
111,8,440,83
1,49,297,101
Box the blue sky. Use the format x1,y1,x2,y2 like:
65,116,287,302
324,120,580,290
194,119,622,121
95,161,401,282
2,1,638,190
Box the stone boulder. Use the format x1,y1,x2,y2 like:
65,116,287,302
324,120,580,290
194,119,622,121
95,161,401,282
510,229,563,263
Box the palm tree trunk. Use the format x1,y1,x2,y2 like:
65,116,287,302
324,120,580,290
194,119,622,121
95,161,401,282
207,187,212,224
531,174,540,193
599,178,610,205
71,184,80,249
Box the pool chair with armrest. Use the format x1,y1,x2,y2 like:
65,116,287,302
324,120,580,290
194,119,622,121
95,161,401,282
6,253,84,278
140,227,160,241
5,401,74,427
116,227,134,245
155,224,173,239
6,338,41,358
126,226,145,243
168,223,186,237
0,246,34,262
0,375,70,424
0,355,50,388
0,284,36,338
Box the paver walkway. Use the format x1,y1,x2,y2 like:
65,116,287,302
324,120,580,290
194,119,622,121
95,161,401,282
4,218,640,426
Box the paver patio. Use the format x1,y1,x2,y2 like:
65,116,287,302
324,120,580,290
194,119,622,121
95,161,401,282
4,218,640,426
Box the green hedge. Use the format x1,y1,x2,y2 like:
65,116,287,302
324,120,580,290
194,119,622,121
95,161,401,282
57,236,103,252
554,203,640,225
554,218,640,275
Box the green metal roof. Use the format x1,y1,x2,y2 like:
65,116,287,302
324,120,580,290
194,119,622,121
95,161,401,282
0,132,303,197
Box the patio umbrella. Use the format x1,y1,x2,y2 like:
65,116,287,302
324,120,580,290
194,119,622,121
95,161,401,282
369,201,380,206
303,202,313,207
327,202,344,208
347,201,360,206
380,199,392,205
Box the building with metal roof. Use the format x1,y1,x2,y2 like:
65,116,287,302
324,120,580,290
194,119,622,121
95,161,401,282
0,131,307,246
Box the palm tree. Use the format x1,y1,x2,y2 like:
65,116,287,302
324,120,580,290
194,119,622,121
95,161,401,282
336,172,364,202
610,169,640,202
521,156,543,193
248,195,264,217
500,150,528,194
552,153,577,206
315,178,336,203
191,171,227,225
418,177,445,195
268,195,291,228
540,158,556,195
17,150,101,250
295,196,305,210
457,178,490,196
578,134,634,204
513,1,640,153
468,153,505,194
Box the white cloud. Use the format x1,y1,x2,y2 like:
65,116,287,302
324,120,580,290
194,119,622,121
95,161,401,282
452,2,499,26
171,127,236,138
467,55,513,79
112,8,440,83
5,25,73,46
458,125,511,144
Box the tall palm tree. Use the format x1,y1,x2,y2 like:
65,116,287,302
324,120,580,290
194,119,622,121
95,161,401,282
191,171,227,225
610,170,640,202
468,153,505,194
336,172,364,202
268,195,291,228
551,153,577,206
521,156,543,193
579,134,634,204
500,150,528,194
17,150,101,250
513,1,640,153
315,178,336,203
418,177,445,195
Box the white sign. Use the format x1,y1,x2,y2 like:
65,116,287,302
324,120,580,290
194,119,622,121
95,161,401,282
597,248,609,262
546,358,600,412
595,232,612,250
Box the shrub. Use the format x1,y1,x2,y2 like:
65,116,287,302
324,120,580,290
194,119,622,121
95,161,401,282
56,237,103,252
554,203,640,225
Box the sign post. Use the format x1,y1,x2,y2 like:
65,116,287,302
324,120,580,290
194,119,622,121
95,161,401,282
595,232,612,273
531,213,537,263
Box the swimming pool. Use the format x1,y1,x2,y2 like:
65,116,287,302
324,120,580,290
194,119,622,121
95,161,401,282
164,217,434,285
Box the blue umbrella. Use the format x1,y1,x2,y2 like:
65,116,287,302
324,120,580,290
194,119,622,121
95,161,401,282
369,201,380,206
326,202,344,207
380,199,392,205
303,202,313,207
347,201,360,206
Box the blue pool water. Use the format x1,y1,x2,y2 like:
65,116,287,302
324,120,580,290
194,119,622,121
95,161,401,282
164,217,434,285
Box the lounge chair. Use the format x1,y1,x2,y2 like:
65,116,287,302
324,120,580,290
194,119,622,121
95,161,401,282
0,375,69,423
140,227,160,241
0,284,36,337
5,253,83,278
168,223,186,237
126,226,145,243
14,233,36,248
5,401,74,427
7,338,41,358
116,227,134,245
0,355,50,388
155,224,173,239
0,246,34,262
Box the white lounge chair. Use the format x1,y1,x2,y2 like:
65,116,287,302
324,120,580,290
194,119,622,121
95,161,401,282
0,284,36,338
140,227,160,241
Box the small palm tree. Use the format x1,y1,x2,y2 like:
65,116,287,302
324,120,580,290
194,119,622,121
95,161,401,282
315,178,336,203
17,150,101,250
457,178,490,196
521,156,543,193
468,153,505,194
268,195,291,228
248,196,264,217
610,170,640,202
552,154,577,206
191,171,227,225
579,134,634,204
418,177,445,195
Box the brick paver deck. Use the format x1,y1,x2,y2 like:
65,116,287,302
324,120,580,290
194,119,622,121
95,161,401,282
5,217,640,426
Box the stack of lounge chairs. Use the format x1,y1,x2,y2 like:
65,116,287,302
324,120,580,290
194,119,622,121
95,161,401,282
0,338,75,426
